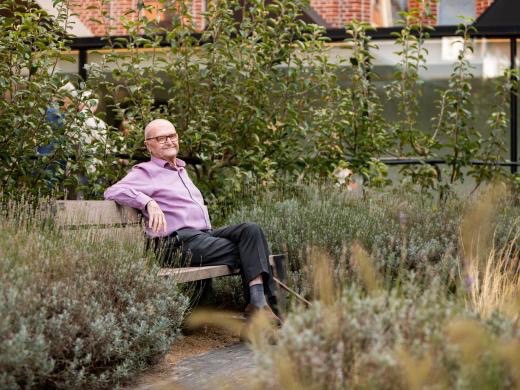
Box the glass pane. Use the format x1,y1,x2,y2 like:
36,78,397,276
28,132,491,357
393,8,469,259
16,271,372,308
372,0,409,27
438,0,476,25
55,50,79,74
372,0,392,27
392,0,408,22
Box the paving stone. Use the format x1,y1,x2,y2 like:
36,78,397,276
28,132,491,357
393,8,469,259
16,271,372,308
133,343,255,390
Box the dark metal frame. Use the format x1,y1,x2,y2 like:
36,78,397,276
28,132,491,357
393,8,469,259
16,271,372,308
511,38,518,172
70,25,519,172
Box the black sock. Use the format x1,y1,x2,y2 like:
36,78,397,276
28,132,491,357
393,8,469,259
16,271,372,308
249,283,267,308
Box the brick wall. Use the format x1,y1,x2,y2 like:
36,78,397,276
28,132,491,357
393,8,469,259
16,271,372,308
407,0,438,24
343,0,372,23
69,0,138,36
311,0,497,28
310,0,372,28
476,0,494,16
192,0,205,30
108,0,135,35
69,0,205,36
311,0,341,27
69,0,498,36
69,0,108,36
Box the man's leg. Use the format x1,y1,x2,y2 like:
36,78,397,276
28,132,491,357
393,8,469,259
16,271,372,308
175,228,241,269
211,223,277,308
175,228,257,306
158,226,279,321
145,229,239,303
211,223,270,281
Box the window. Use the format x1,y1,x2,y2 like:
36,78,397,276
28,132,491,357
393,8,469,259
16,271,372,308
438,0,476,25
372,0,407,27
391,0,408,23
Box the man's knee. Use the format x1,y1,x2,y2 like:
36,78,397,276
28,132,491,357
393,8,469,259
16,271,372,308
241,222,263,238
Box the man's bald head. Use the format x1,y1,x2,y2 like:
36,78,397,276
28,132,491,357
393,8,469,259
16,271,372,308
144,119,175,139
144,119,179,164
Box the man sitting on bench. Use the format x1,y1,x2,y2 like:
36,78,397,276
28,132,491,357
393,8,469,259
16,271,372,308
104,119,280,323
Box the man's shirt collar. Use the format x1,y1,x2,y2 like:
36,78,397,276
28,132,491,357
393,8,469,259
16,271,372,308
150,156,186,170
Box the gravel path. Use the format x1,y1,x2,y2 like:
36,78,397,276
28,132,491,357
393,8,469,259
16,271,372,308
133,343,256,390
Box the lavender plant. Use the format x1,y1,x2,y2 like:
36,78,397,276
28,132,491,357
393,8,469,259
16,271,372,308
253,281,519,389
224,183,465,284
0,200,189,388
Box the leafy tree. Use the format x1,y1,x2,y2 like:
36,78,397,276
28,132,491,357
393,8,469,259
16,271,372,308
0,0,117,199
89,0,334,214
1,0,517,205
433,20,479,200
385,2,438,192
315,21,390,187
469,69,519,192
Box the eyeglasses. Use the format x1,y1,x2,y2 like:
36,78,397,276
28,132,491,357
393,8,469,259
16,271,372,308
146,133,178,144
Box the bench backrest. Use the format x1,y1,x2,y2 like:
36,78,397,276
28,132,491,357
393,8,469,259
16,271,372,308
55,200,141,227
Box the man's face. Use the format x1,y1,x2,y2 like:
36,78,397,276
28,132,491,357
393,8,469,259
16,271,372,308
144,122,179,162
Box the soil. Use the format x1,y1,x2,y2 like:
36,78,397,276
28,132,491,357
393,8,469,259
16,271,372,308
167,325,241,365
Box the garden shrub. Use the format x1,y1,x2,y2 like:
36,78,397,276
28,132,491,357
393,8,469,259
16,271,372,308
314,21,390,187
224,183,520,296
0,200,189,389
0,0,122,199
240,184,520,388
2,0,518,204
226,185,461,271
253,280,519,389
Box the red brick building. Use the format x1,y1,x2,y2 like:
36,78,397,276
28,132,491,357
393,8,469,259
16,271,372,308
36,0,497,37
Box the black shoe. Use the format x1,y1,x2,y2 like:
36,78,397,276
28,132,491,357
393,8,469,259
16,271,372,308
244,304,282,327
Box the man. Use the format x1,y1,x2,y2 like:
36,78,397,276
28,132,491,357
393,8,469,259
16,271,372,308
104,119,279,322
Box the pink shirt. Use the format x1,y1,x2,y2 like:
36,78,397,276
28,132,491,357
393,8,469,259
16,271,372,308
104,156,211,237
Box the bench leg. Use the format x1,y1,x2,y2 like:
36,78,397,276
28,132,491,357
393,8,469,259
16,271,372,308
269,254,312,310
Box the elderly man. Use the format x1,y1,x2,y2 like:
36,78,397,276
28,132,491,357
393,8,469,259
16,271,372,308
104,119,279,322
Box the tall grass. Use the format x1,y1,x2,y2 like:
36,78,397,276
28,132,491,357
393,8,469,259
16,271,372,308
0,198,189,389
459,186,520,321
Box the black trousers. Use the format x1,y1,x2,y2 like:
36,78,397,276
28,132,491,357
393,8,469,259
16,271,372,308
150,222,277,302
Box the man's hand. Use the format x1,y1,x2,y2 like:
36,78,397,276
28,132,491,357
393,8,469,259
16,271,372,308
146,200,167,233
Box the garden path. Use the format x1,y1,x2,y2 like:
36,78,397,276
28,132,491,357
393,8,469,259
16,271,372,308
129,327,256,389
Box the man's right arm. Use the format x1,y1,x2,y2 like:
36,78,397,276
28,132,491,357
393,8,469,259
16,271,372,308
104,167,168,233
104,167,153,211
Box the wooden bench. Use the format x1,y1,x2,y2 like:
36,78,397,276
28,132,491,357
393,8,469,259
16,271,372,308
54,200,286,284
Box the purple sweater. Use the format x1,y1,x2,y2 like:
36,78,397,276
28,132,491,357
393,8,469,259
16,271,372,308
104,156,211,237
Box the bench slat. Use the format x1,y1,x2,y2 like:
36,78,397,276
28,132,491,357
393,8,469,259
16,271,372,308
157,265,240,282
56,200,140,226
